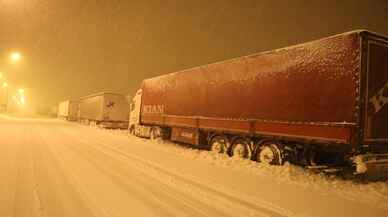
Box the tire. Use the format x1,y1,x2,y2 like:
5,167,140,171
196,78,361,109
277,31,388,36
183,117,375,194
129,125,135,135
160,128,171,140
150,127,160,140
231,138,251,159
257,143,283,165
209,136,230,154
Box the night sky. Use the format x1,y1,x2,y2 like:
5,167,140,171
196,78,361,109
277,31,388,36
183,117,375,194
1,0,388,111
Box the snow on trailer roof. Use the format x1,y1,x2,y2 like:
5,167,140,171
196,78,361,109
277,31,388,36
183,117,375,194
79,92,124,100
142,29,388,83
58,99,79,105
59,99,79,103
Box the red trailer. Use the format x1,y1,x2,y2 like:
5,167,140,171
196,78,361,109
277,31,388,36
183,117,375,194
129,30,388,177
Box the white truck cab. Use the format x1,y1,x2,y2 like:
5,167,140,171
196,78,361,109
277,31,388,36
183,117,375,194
129,88,162,138
129,89,142,132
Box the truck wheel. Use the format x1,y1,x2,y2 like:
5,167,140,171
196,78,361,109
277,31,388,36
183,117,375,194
257,143,283,165
150,127,161,140
129,126,135,135
209,136,229,154
231,138,251,159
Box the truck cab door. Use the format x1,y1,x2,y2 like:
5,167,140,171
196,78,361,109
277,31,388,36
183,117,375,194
129,89,142,128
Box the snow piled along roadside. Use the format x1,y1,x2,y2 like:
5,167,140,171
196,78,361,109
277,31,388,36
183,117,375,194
99,127,388,209
153,139,388,209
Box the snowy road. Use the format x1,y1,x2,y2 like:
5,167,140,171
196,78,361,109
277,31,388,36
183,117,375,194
0,116,387,217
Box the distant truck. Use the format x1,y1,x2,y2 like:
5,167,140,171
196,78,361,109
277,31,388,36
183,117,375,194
129,30,388,177
58,100,79,121
79,92,129,129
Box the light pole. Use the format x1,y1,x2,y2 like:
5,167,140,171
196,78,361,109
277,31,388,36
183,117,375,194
0,51,23,112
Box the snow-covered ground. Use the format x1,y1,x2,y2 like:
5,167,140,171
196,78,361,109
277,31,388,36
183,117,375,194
0,115,387,217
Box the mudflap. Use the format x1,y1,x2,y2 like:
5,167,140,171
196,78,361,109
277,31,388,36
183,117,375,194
353,154,388,180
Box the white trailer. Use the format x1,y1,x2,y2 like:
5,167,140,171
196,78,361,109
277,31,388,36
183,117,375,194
78,92,129,128
57,100,79,121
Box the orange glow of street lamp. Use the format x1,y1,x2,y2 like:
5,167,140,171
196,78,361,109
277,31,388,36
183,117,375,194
10,52,22,62
2,82,8,88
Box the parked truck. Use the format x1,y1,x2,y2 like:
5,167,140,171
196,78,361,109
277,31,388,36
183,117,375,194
129,30,388,177
58,100,79,121
79,92,129,129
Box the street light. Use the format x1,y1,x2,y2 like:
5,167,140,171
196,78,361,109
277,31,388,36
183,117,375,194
0,51,25,112
10,52,22,62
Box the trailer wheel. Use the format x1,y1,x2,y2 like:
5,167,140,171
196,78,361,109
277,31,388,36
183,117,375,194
257,143,283,165
231,138,251,159
209,136,229,154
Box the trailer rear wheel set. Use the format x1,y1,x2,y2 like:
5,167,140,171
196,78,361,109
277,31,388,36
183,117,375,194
175,129,350,169
208,134,312,166
152,128,324,166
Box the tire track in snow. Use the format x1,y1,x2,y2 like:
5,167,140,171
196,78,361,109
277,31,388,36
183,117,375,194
58,126,295,217
11,126,44,217
62,141,204,217
55,128,235,217
31,124,105,217
37,124,165,217
94,140,291,217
